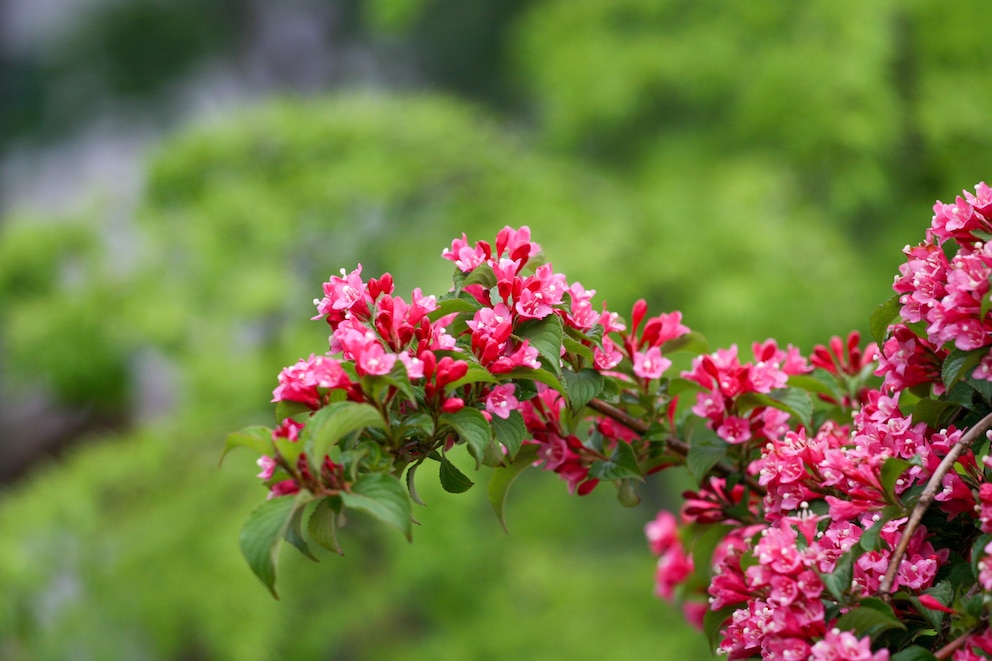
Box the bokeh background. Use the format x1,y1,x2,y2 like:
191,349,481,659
1,1,990,659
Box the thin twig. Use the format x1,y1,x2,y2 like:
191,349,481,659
587,398,767,496
935,625,984,660
879,411,992,596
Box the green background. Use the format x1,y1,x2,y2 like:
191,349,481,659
1,1,990,658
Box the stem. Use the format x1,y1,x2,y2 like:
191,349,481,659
935,625,984,660
879,410,992,596
587,398,767,496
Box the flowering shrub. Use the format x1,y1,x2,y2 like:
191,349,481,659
226,184,992,660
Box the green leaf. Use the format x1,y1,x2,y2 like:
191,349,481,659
515,315,564,376
274,399,311,423
703,605,738,653
284,499,318,562
880,457,919,504
942,347,987,389
563,368,604,411
870,294,902,345
661,330,708,355
306,497,344,555
220,426,272,466
820,543,866,603
587,440,643,481
858,507,899,552
405,462,427,506
561,335,594,362
428,296,479,321
239,495,299,598
890,646,939,661
439,455,475,493
340,473,413,541
834,598,906,638
911,397,962,429
488,444,538,533
440,406,493,469
505,366,566,394
766,387,813,428
307,401,386,461
787,373,844,401
971,533,992,580
686,424,728,486
492,409,527,459
446,364,499,390
463,263,497,289
616,478,641,507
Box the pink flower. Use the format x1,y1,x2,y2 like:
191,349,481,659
633,346,671,380
256,455,276,480
593,337,623,371
268,479,300,499
654,543,693,600
315,265,367,315
717,416,752,445
514,287,554,319
810,629,888,661
441,233,488,272
485,384,519,419
645,510,678,556
355,342,397,376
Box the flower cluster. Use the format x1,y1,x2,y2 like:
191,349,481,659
230,184,992,658
643,183,992,659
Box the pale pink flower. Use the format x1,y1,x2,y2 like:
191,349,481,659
632,346,671,380
485,384,518,420
810,628,888,661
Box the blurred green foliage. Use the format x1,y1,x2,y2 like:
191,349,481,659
3,0,992,658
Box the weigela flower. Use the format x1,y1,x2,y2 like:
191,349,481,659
485,384,518,420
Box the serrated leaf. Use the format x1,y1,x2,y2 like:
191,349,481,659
492,409,527,459
515,315,564,376
308,401,386,461
463,263,497,288
969,375,992,403
340,473,413,541
767,387,813,427
686,425,728,486
891,646,939,661
942,347,987,389
488,444,538,533
834,598,905,638
561,335,595,362
306,497,344,555
563,368,604,411
239,494,300,598
587,440,643,481
284,500,318,561
221,426,273,466
871,295,902,345
441,406,492,469
439,455,475,493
